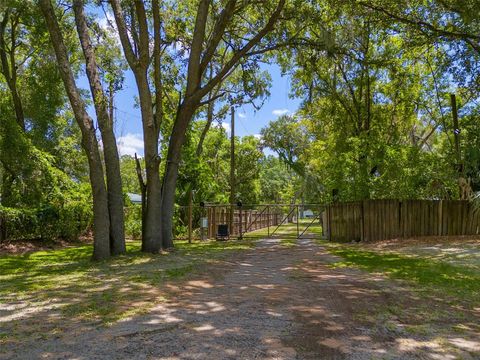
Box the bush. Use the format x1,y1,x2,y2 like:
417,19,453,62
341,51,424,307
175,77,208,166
0,202,92,242
124,205,142,239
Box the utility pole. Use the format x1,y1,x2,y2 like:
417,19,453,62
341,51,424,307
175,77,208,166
451,94,468,199
450,94,462,173
229,105,235,235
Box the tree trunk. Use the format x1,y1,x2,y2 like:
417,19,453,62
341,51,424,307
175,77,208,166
109,0,162,253
134,70,163,253
72,0,125,255
161,104,196,249
135,153,147,246
39,0,110,260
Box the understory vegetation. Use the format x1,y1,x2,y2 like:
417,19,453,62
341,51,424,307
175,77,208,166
0,0,479,259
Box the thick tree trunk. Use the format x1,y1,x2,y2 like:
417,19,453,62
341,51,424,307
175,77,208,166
73,0,125,255
161,104,196,249
109,0,162,253
135,70,163,253
39,0,110,260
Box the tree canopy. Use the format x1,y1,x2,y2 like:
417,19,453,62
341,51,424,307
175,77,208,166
0,0,479,256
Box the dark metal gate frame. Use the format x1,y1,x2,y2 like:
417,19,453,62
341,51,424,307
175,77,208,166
175,203,326,241
239,203,326,240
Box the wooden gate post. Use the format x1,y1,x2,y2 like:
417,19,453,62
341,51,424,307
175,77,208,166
267,206,270,237
239,206,243,240
296,205,300,238
188,191,193,243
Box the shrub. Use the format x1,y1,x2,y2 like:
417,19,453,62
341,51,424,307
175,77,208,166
124,205,142,239
0,202,92,242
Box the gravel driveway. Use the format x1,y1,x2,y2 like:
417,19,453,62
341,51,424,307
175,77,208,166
2,238,479,359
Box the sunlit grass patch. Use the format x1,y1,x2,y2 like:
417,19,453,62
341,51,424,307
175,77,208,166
245,219,322,239
0,238,255,324
280,238,297,247
320,241,480,303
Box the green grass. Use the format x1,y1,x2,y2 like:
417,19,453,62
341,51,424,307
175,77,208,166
280,238,297,247
323,242,480,302
245,218,323,239
0,239,255,324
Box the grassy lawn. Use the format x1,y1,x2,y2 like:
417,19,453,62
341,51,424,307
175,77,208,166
0,239,255,326
321,241,480,305
244,218,323,240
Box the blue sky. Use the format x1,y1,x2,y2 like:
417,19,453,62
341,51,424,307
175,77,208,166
79,6,302,157
88,64,301,157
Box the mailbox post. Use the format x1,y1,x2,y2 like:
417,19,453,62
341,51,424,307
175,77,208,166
200,217,208,241
199,201,207,241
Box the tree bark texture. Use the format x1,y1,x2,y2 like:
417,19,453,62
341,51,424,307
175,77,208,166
39,0,110,260
110,0,163,253
73,0,125,255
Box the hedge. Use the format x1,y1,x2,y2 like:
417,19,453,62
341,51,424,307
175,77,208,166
0,202,92,242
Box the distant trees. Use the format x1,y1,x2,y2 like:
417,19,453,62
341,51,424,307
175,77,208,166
0,2,91,243
108,0,286,252
266,0,479,201
2,0,479,256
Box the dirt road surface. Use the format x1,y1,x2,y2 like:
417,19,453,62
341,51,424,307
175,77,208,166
1,238,479,359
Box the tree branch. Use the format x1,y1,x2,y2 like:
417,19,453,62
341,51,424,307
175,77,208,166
198,0,286,100
199,0,237,76
109,0,138,68
186,0,210,97
358,1,480,53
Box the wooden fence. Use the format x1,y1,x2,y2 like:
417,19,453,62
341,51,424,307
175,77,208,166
325,199,480,242
206,205,282,238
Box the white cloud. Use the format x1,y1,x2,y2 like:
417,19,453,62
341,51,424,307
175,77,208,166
98,11,116,32
97,11,123,46
117,133,144,157
221,122,231,134
238,113,247,119
253,134,262,140
272,109,289,116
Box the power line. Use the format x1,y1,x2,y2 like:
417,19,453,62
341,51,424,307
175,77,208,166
112,105,143,121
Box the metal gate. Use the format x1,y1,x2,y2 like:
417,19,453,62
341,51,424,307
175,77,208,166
240,204,326,240
173,203,326,241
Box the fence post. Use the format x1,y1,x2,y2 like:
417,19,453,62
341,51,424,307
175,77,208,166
267,206,270,237
439,199,444,236
239,206,243,240
296,205,300,238
327,205,332,241
188,192,193,243
361,200,365,242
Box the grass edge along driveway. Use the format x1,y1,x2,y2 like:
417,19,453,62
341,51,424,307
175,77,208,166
0,239,255,327
320,240,480,306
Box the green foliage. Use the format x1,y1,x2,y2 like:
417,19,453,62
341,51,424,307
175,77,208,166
265,0,479,202
259,156,298,203
120,155,143,195
0,199,92,241
175,123,266,206
124,205,142,239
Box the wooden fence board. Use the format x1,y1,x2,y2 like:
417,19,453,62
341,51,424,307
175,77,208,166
327,199,480,242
